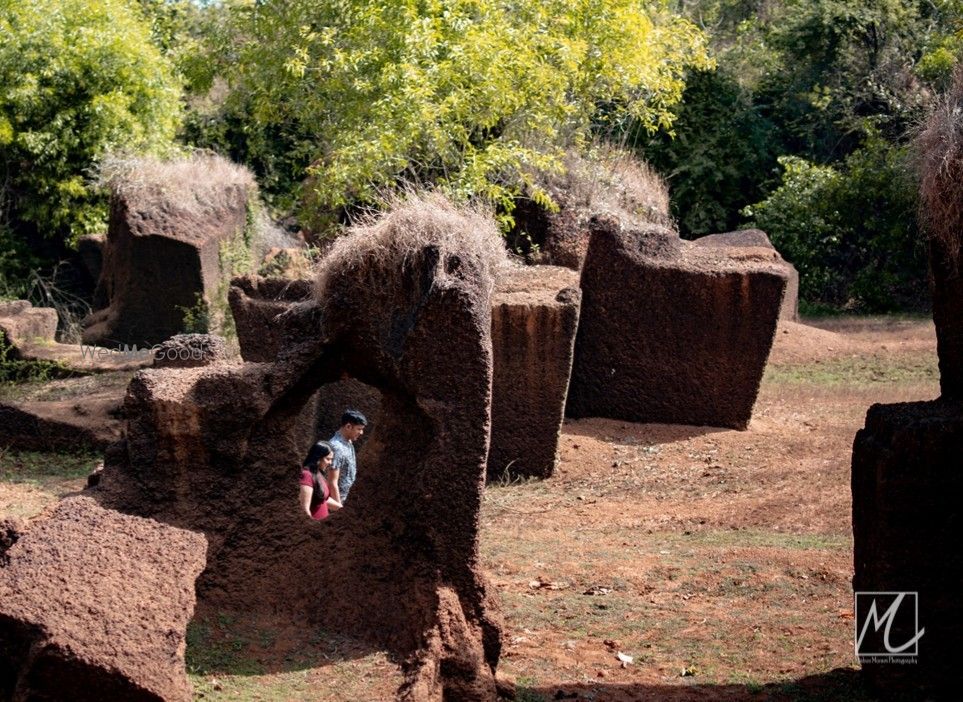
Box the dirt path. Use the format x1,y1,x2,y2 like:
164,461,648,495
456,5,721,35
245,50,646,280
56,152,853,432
481,317,937,701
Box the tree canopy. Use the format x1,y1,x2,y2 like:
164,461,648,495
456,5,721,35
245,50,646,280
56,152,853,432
0,0,182,249
199,0,710,230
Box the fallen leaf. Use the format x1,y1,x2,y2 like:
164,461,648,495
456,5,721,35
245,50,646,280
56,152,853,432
617,652,634,665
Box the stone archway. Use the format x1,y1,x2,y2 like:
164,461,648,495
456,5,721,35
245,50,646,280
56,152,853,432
2,201,509,702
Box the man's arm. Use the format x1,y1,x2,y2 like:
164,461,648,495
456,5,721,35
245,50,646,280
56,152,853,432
299,485,314,518
327,468,341,506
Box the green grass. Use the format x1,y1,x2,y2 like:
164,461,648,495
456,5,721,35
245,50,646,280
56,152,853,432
0,449,99,485
0,370,135,402
184,612,403,701
764,354,937,386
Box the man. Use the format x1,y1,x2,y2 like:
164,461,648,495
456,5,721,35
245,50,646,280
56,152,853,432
328,409,367,505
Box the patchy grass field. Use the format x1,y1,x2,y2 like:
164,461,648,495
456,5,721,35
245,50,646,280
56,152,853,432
0,317,938,701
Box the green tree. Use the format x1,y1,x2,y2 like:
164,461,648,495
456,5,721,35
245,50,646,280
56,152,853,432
201,0,710,233
641,69,780,236
0,0,182,248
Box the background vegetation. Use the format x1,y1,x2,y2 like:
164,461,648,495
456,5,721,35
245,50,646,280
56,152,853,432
2,0,961,314
643,0,963,311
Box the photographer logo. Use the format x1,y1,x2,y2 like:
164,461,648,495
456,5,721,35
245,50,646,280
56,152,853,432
855,592,924,664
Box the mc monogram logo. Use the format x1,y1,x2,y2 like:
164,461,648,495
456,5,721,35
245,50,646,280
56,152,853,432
855,592,925,664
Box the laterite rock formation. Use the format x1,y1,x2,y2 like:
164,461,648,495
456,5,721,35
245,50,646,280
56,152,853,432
89,196,507,701
489,265,581,479
0,497,207,701
568,216,787,430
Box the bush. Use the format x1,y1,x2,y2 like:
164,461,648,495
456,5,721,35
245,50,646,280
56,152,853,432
204,0,710,235
0,0,182,246
743,136,927,311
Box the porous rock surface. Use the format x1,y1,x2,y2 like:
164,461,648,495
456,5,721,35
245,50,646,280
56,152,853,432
0,496,207,702
228,275,314,363
152,333,229,369
82,183,250,347
489,265,580,479
851,400,963,700
94,235,504,700
930,237,963,399
567,216,788,430
0,516,24,565
693,229,799,321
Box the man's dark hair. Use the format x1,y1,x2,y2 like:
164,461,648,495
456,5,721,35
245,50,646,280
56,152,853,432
340,409,368,427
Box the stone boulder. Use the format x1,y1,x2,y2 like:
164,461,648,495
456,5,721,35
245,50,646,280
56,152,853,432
489,266,581,479
82,156,254,347
851,400,963,700
152,333,229,369
567,216,788,430
0,300,58,354
693,229,799,321
1,300,152,373
0,496,207,702
92,195,507,700
930,237,963,399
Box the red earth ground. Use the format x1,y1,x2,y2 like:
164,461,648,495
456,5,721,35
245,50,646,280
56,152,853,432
0,317,937,701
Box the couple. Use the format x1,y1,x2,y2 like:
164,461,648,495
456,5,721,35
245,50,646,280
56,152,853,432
299,409,367,521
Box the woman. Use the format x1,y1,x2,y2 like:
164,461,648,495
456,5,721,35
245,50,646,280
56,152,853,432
299,441,343,520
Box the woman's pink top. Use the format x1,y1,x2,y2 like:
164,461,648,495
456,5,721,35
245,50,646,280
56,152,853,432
300,469,330,520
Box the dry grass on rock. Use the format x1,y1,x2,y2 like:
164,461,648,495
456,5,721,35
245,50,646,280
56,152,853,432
97,151,257,218
534,145,673,229
314,191,512,307
916,65,963,268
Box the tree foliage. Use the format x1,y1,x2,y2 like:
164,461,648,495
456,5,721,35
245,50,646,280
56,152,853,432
198,0,710,232
645,0,963,308
0,0,182,246
743,136,926,311
641,69,779,237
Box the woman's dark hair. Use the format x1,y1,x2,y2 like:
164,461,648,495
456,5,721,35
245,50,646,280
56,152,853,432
302,441,334,473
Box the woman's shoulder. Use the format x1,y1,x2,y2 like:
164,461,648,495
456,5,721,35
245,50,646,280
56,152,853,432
299,469,314,486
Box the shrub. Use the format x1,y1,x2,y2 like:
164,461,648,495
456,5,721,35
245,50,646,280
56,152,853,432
641,69,780,237
743,136,927,311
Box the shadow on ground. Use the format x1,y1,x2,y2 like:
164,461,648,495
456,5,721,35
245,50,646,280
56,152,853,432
527,668,877,702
